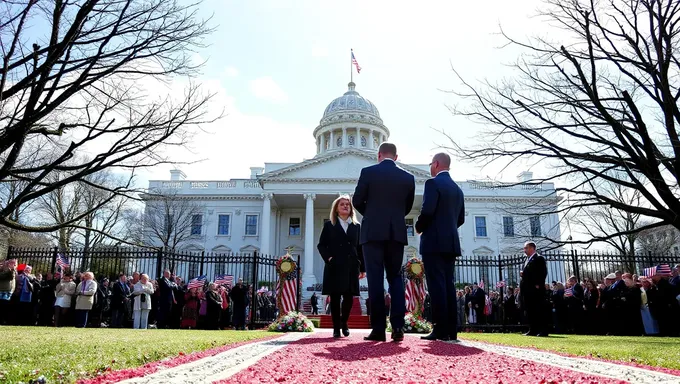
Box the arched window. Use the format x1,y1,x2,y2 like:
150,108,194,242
336,136,343,148
348,135,355,146
361,135,367,147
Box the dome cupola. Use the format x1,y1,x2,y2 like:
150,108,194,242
313,82,390,156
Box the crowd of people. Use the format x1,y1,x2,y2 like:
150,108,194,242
0,259,279,330
435,264,680,336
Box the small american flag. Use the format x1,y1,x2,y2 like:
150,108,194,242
405,279,426,313
644,264,672,277
56,253,70,272
351,49,361,74
187,275,207,290
564,287,573,297
276,269,298,314
478,279,485,289
214,274,233,287
496,280,506,289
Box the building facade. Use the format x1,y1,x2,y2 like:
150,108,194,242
145,82,562,292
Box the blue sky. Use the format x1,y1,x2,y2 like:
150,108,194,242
140,0,553,183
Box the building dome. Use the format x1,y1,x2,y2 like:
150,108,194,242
320,82,382,125
313,82,389,156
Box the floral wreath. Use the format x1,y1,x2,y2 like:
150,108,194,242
276,252,297,279
405,257,425,281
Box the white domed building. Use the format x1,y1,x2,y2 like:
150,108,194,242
146,82,563,295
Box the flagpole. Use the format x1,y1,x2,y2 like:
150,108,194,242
350,49,353,83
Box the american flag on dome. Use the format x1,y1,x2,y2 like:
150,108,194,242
276,269,298,313
214,274,233,287
56,253,70,272
187,275,207,289
405,279,426,313
643,264,672,277
351,49,361,74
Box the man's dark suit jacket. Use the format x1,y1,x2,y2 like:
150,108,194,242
415,171,465,255
520,253,548,297
352,159,415,245
158,277,176,305
111,281,130,310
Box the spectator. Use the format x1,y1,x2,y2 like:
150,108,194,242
110,274,130,328
132,274,154,329
54,272,76,327
74,272,97,328
0,259,17,325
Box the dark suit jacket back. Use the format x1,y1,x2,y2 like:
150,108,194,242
352,160,415,245
415,171,465,255
520,253,548,295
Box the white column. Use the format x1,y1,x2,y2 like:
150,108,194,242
260,193,272,255
342,127,347,148
369,129,374,149
303,193,316,288
320,133,326,153
329,130,335,149
356,127,361,147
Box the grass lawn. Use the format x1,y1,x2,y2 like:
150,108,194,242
459,333,680,370
0,326,273,383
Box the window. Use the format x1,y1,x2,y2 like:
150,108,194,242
530,216,541,237
503,216,515,237
336,136,342,147
217,214,230,235
361,135,367,147
348,135,355,146
474,216,487,237
405,218,415,236
289,217,301,236
191,214,202,235
245,214,258,236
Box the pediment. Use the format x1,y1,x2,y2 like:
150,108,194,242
239,244,260,253
258,149,431,181
472,246,494,255
182,243,204,252
212,245,232,253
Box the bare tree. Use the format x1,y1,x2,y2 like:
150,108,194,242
76,171,130,251
571,183,642,255
637,224,680,254
142,191,204,250
36,172,82,249
0,0,217,238
443,0,680,246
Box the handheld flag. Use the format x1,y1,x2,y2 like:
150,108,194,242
187,275,207,289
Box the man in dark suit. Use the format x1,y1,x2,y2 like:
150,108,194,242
415,153,464,341
110,273,130,328
157,269,176,329
353,142,415,342
520,241,548,336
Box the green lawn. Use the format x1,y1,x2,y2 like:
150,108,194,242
459,333,680,370
0,327,273,383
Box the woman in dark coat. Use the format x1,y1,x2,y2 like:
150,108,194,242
317,195,365,338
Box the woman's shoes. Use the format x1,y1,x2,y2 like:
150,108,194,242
333,329,341,338
342,327,350,337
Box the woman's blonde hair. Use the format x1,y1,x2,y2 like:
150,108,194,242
329,195,357,225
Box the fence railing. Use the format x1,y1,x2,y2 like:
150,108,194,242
4,247,679,329
4,246,301,329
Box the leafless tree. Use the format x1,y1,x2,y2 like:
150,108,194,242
142,191,204,250
443,0,680,246
36,171,82,249
0,0,217,239
75,170,130,251
571,182,642,255
637,224,680,254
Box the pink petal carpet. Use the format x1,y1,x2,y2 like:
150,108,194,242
217,333,629,384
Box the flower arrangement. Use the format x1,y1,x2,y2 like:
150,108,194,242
275,253,297,278
404,257,425,281
268,311,314,333
387,313,433,334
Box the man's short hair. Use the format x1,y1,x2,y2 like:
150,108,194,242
378,142,397,157
524,241,537,249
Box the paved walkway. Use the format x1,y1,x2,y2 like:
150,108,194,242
110,330,680,383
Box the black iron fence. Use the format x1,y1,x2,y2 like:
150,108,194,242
452,251,680,294
4,246,301,328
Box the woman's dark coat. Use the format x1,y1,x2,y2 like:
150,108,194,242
317,220,365,296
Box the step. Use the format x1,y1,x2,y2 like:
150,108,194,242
308,315,371,329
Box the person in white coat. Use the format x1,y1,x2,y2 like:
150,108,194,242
132,274,155,329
